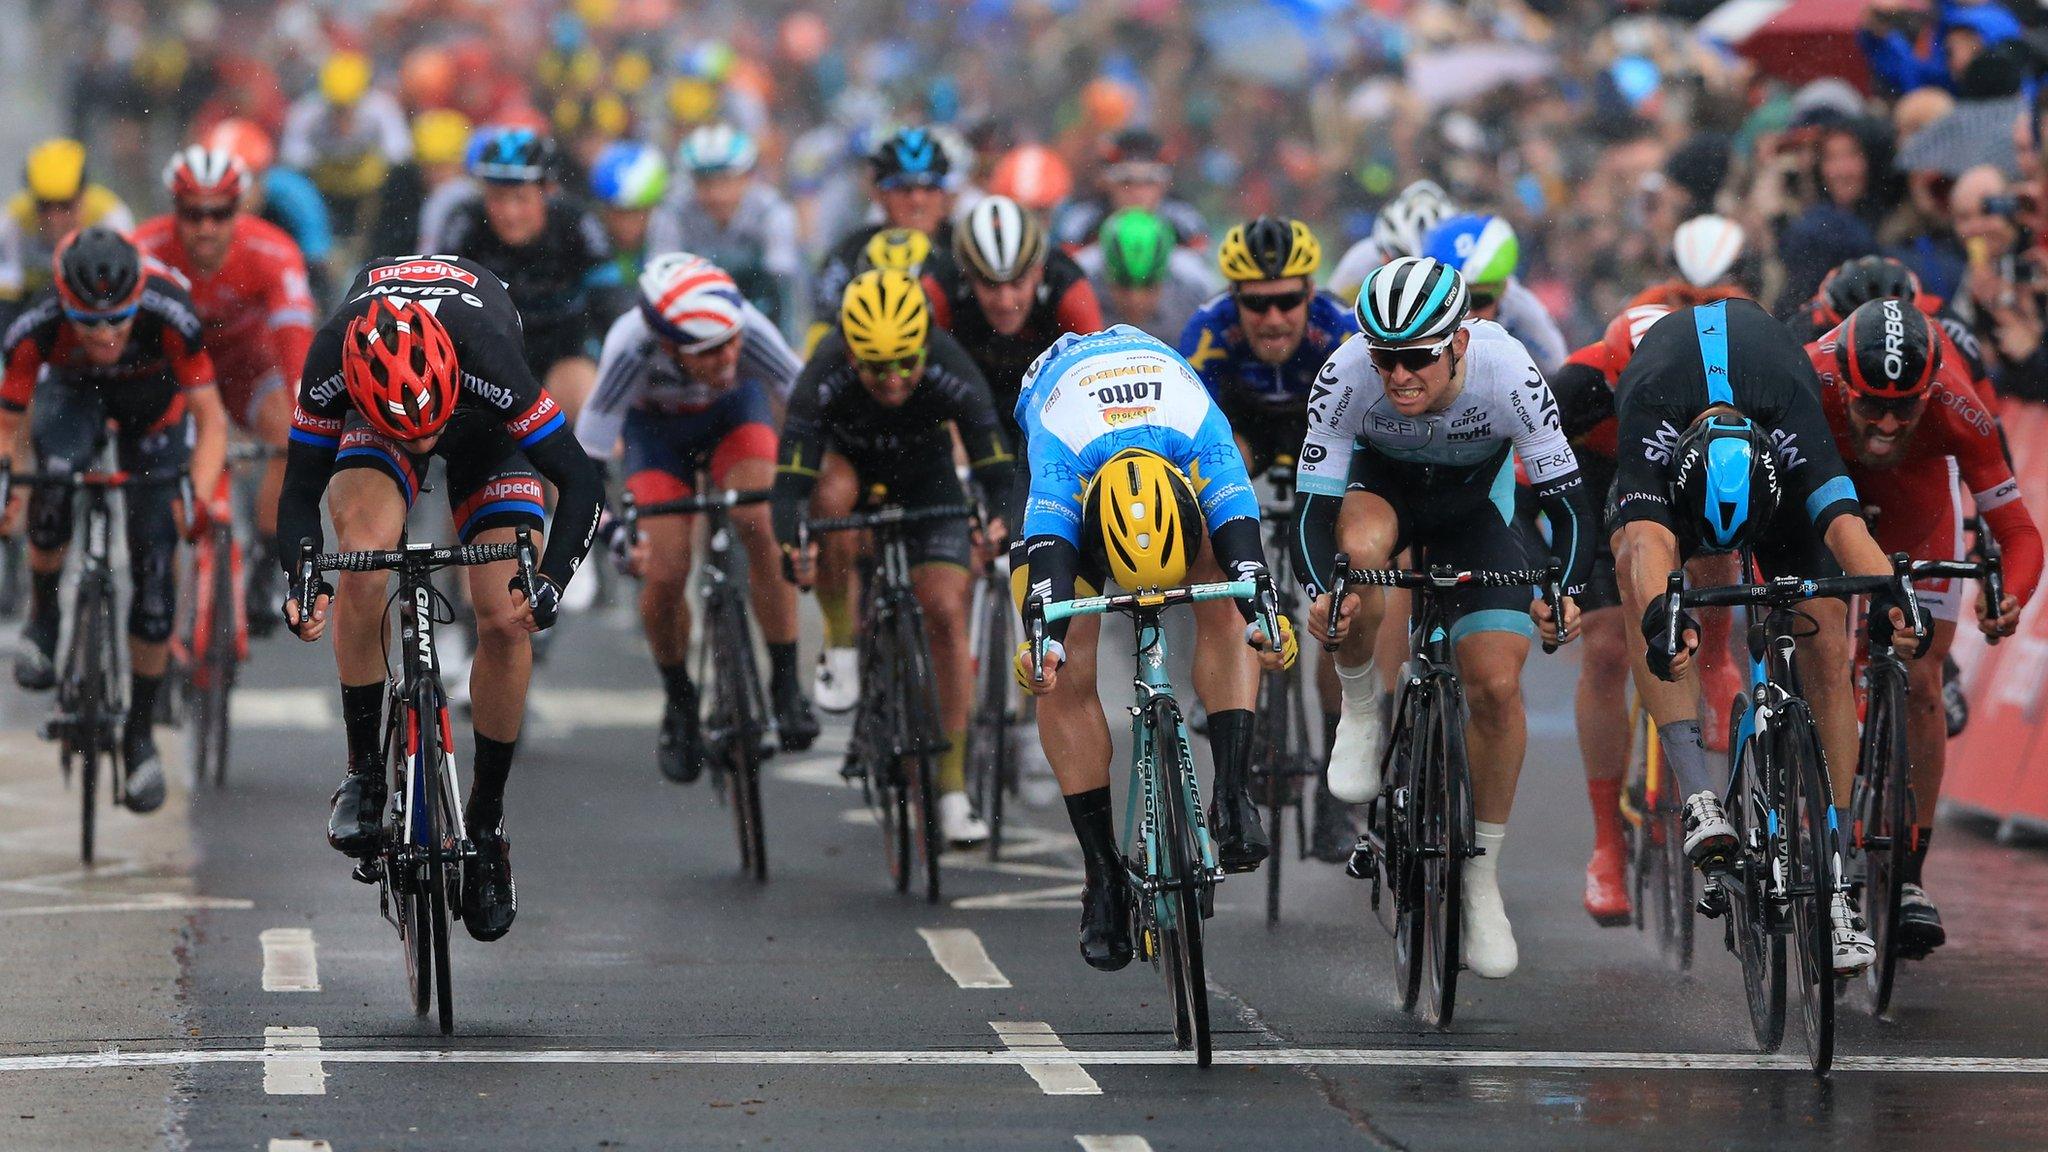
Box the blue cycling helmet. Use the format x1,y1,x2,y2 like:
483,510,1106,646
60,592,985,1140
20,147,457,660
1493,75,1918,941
590,142,669,210
677,122,757,176
1423,213,1520,288
469,127,556,184
869,126,950,190
1669,413,1783,552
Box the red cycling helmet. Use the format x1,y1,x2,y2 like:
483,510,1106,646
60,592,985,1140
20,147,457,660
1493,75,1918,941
1601,304,1672,366
1835,297,1939,400
162,145,249,203
342,297,458,440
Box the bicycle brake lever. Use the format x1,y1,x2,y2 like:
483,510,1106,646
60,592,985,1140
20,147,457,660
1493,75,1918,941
1323,551,1350,652
1663,571,1684,660
1540,559,1564,655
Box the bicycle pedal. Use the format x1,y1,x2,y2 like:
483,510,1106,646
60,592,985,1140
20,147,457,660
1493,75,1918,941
1697,880,1730,920
350,858,384,885
1345,840,1378,881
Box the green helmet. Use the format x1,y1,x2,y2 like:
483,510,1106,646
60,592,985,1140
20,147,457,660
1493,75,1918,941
1099,207,1174,289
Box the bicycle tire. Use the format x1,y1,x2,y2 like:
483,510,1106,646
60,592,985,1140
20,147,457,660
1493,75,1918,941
970,579,1012,861
1424,679,1468,1029
894,602,944,905
712,589,769,881
1728,701,1787,1053
1150,696,1212,1066
209,530,240,786
79,578,121,866
1659,800,1695,971
1390,685,1427,1014
1256,665,1287,928
1859,666,1909,1016
391,705,431,1018
859,624,913,895
419,691,455,1036
1786,705,1835,1074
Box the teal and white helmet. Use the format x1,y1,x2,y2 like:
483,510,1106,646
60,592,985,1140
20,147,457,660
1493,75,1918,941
1356,257,1470,344
1423,213,1519,288
677,122,758,176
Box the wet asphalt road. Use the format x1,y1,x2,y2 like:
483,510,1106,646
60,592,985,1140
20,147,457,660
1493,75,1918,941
5,596,2048,1152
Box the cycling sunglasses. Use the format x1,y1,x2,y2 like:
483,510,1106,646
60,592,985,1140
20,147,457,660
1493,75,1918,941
1850,392,1927,422
1235,288,1308,315
64,304,138,329
854,349,927,379
1366,332,1456,375
176,203,237,224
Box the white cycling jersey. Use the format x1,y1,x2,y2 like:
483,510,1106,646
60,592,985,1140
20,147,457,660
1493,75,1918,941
1297,318,1579,497
575,301,799,459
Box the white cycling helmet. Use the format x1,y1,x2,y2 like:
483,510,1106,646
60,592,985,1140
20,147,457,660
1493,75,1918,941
1370,179,1456,261
637,252,746,352
954,195,1047,284
1672,214,1746,289
677,122,758,176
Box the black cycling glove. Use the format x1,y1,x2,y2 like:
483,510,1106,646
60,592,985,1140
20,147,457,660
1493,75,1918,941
1867,586,1935,652
515,574,563,631
1640,596,1699,683
284,578,333,640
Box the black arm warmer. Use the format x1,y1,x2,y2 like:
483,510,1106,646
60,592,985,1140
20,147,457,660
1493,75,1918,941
524,428,604,590
1531,469,1595,598
275,439,337,575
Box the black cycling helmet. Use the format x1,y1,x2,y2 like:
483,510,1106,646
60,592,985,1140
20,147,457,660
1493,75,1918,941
1217,214,1320,283
1836,297,1940,400
54,225,143,316
469,127,557,184
1669,413,1783,552
1818,255,1921,325
869,127,950,190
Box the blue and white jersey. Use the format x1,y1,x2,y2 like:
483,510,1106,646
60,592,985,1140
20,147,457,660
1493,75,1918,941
1016,326,1260,546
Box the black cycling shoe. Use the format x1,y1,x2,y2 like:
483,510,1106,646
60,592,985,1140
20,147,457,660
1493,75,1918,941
121,731,167,814
462,826,517,942
326,771,386,856
773,678,821,753
1209,788,1270,874
1079,877,1134,972
1898,883,1947,958
1308,778,1354,864
658,690,704,783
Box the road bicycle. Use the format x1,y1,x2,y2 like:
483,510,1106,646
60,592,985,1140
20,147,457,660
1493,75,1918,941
1331,552,1561,1028
800,503,967,904
1029,572,1281,1066
5,468,187,865
963,504,1018,859
1252,457,1316,926
1666,554,1928,1075
177,443,279,788
296,527,538,1035
621,486,776,881
1622,695,1694,969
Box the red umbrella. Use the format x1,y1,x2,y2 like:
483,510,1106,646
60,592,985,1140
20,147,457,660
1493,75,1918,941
1701,0,1874,93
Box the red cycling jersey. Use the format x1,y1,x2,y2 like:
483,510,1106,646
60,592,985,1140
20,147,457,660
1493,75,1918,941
1807,331,2042,607
1625,281,1751,310
134,213,314,428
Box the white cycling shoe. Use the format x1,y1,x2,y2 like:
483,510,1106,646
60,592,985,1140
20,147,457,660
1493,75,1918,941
1325,661,1384,804
813,647,860,714
1461,858,1519,979
1832,891,1877,977
938,791,989,847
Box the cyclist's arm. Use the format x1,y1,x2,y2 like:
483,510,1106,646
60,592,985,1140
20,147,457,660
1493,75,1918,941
769,352,833,548
1292,352,1364,596
576,312,646,461
1053,273,1104,335
0,328,45,457
1175,305,1230,404
168,320,228,513
1018,430,1088,642
1506,370,1594,596
1947,383,2044,603
1772,366,1864,533
1500,281,1569,378
266,251,318,386
521,418,604,591
266,171,334,263
739,301,802,406
1191,403,1271,625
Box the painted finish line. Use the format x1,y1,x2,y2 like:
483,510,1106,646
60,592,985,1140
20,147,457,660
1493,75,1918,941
4,1046,2048,1075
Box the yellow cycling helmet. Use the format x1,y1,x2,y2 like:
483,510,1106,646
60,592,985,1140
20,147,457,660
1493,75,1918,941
411,110,472,167
1082,448,1203,591
860,227,933,276
320,51,373,107
840,269,930,362
24,138,88,204
1217,214,1321,283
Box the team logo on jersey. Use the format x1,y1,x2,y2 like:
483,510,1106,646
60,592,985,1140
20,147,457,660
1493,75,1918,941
369,260,479,288
1102,405,1157,427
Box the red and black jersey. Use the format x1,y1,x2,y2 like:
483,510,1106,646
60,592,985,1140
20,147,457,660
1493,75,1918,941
922,249,1103,418
0,267,216,431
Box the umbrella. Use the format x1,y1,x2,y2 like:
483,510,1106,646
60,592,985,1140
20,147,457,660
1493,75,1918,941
1197,4,1315,89
1403,43,1556,109
1896,95,2027,176
1697,0,1871,93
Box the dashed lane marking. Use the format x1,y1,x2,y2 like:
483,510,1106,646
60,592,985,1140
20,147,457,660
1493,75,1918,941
269,1142,333,1151
1076,1138,1154,1152
230,689,338,730
526,689,665,733
260,928,321,992
0,894,253,917
262,1027,325,1095
918,928,1012,989
991,1021,1102,1095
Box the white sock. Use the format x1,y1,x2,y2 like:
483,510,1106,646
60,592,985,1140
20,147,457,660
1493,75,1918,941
1336,659,1376,706
1472,821,1507,890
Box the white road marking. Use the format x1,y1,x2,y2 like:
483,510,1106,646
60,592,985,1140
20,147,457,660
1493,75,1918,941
526,690,665,732
232,689,338,730
1076,1138,1154,1152
7,1045,2048,1075
991,1021,1101,1095
268,1142,333,1151
262,1027,326,1095
0,895,254,917
952,883,1084,911
260,928,321,992
918,928,1012,989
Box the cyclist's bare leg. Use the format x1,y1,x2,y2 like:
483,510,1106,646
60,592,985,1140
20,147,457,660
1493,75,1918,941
1189,546,1256,714
543,356,598,426
327,469,409,688
810,453,860,646
1038,612,1110,794
910,561,972,780
1374,584,1408,692
1457,630,1532,825
460,524,535,746
1792,595,1857,807
1328,489,1399,668
725,457,797,645
250,385,292,541
637,507,695,665
1905,619,1958,823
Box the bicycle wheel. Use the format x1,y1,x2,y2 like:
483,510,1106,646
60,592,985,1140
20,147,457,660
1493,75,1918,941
1728,707,1786,1053
419,692,455,1036
390,705,431,1018
968,579,1013,860
1422,680,1469,1028
857,624,913,894
895,605,944,905
1389,687,1428,1014
1149,697,1211,1066
1785,707,1835,1074
208,530,240,786
1858,669,1909,1016
1256,665,1288,928
78,580,120,866
1658,798,1695,971
712,591,769,880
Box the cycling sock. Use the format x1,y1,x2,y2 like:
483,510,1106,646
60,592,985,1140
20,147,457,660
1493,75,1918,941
658,661,693,705
1471,820,1507,888
819,593,854,649
767,641,800,693
1322,711,1340,757
1588,778,1624,852
1205,708,1254,797
125,674,162,741
1905,825,1933,885
1657,720,1712,799
1064,786,1119,884
27,570,60,652
467,734,517,833
938,727,967,793
341,682,384,771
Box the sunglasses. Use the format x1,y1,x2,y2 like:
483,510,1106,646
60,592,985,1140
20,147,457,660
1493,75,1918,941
1850,392,1927,422
177,203,237,224
64,304,137,329
1366,333,1456,375
1235,289,1307,315
33,198,80,214
855,350,927,379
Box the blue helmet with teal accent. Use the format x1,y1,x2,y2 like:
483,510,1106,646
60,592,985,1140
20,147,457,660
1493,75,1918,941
1423,213,1520,288
870,126,950,189
1669,413,1782,552
590,142,668,210
1356,256,1469,345
468,126,555,184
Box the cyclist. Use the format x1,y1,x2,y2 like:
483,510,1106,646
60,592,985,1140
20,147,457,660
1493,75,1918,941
856,227,934,279
279,254,603,944
0,139,135,330
135,147,317,636
770,270,1016,845
1048,128,1208,250
577,254,819,780
807,127,956,352
279,51,412,238
1630,214,1754,310
0,227,229,812
1808,298,2040,952
587,142,669,281
1074,207,1221,342
646,124,803,332
1611,297,1925,977
1789,257,1990,389
1297,256,1591,978
1327,179,1456,302
202,119,334,304
1421,214,1568,376
1013,326,1295,970
440,128,629,424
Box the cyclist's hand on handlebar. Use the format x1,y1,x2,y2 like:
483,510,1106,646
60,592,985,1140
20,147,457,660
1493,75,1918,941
1307,590,1360,644
1868,587,1933,657
1640,597,1699,682
509,573,562,632
284,583,332,643
1247,615,1298,670
1980,591,2023,638
1532,594,1580,648
0,485,23,539
183,496,232,541
1015,638,1065,695
782,542,818,587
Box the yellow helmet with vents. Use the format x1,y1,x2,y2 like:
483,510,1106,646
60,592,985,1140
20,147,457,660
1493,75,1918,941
1082,448,1203,590
1217,215,1320,283
839,270,930,362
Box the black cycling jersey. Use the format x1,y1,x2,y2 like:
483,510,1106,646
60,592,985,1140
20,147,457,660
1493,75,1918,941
438,195,627,337
278,254,602,591
1,272,214,428
771,327,1016,548
809,221,956,331
1611,298,1860,542
924,248,1102,416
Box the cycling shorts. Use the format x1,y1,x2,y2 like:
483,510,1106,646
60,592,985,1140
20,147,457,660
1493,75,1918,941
622,383,778,505
1863,454,1968,623
1350,444,1536,641
837,452,971,572
1215,389,1307,478
333,410,546,543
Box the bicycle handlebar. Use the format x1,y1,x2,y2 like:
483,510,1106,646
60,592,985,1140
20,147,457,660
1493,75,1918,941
1661,551,1949,658
802,502,972,535
629,487,774,521
1320,553,1566,653
291,527,539,630
1024,577,1263,686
